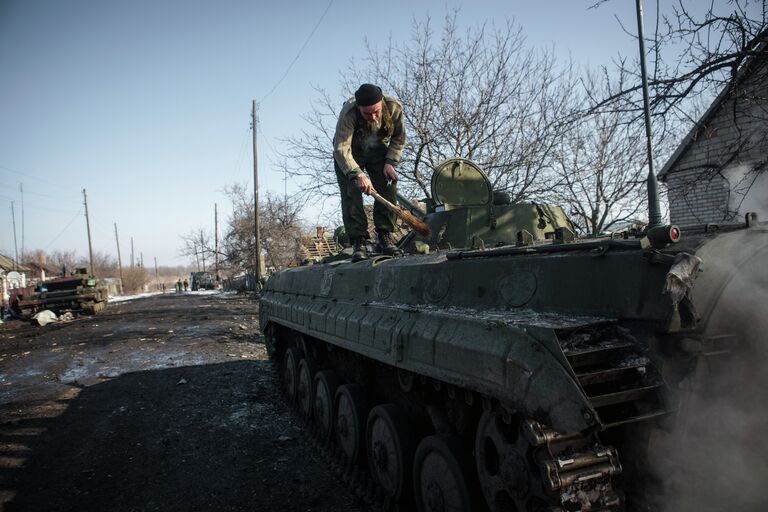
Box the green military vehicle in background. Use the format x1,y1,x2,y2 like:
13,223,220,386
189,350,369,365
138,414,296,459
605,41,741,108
190,271,216,291
259,158,767,511
12,267,109,317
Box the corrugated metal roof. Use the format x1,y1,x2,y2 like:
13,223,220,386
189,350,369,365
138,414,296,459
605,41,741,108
299,234,341,259
0,253,31,272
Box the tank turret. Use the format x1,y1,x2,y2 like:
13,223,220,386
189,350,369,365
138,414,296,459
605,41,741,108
418,158,573,249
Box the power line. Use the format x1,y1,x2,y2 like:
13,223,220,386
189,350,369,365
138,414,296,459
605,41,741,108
0,196,79,214
22,188,81,203
257,123,280,154
1,187,80,206
43,208,84,250
259,0,334,104
229,126,252,183
0,164,78,194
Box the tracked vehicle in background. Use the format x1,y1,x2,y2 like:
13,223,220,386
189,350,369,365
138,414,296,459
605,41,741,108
12,268,109,317
259,158,767,511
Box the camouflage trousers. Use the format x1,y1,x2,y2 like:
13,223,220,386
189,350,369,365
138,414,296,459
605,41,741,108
334,158,397,240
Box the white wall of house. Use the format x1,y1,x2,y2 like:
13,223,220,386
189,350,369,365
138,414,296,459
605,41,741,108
663,56,768,226
1,272,28,308
666,169,732,225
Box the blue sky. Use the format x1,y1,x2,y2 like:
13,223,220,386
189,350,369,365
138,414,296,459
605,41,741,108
1,0,666,266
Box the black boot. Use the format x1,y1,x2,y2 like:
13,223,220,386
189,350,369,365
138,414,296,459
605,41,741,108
352,237,368,262
377,231,400,256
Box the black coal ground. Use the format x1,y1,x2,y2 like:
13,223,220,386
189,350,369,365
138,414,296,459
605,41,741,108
0,292,363,512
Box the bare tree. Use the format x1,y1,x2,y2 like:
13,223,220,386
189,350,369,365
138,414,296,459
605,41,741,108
180,228,212,271
591,0,768,213
48,249,79,275
79,251,117,278
550,71,674,235
220,183,254,271
260,193,307,270
220,184,308,272
121,266,150,294
280,13,578,203
592,0,766,120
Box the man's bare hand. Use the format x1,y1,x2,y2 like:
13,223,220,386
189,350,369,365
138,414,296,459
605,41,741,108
383,163,399,183
356,173,374,195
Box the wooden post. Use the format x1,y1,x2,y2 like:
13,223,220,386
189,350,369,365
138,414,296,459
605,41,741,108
214,203,219,277
252,100,262,283
10,202,18,270
83,189,95,277
114,223,124,292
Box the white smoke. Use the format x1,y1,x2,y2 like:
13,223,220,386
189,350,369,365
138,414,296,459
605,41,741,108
650,230,768,512
727,163,768,221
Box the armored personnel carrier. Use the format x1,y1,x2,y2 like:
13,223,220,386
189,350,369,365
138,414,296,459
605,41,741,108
259,159,767,511
191,271,217,291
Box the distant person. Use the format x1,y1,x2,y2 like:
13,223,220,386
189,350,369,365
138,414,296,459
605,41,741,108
162,283,166,294
333,83,405,261
176,279,182,293
183,279,189,291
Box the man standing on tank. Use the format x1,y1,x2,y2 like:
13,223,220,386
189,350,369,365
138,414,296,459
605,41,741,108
333,83,405,261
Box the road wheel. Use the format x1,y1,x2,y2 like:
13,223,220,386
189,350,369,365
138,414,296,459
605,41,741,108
314,370,341,442
413,434,473,512
335,383,368,468
475,409,557,511
283,348,301,405
367,403,416,503
297,358,318,420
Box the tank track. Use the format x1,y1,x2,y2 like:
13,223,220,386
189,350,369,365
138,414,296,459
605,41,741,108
274,357,392,512
269,328,626,512
525,420,623,511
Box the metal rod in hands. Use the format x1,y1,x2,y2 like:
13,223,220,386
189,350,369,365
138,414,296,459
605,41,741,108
369,189,431,238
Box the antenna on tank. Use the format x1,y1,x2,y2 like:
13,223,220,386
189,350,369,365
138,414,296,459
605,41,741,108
635,0,663,228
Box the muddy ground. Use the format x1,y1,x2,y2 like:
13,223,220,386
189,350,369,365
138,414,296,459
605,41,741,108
0,292,362,512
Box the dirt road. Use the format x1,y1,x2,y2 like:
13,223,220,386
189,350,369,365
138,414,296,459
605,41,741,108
0,292,362,512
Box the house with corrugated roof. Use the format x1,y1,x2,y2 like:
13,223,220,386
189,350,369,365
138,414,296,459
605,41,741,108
659,34,768,226
0,253,30,274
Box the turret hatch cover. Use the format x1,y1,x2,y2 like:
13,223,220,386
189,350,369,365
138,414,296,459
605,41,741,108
431,158,492,207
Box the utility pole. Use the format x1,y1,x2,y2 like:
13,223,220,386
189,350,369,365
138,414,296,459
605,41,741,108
114,223,124,290
131,237,135,268
10,202,19,269
82,189,95,277
214,203,219,277
19,183,24,260
154,256,159,290
252,100,262,282
199,230,206,272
